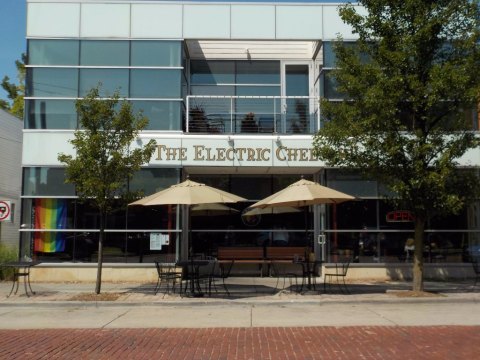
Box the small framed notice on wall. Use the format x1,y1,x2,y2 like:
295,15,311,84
150,233,170,250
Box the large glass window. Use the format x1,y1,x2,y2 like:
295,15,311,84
131,101,181,130
23,167,75,196
191,61,235,84
129,168,180,196
27,68,78,97
80,40,129,66
131,41,182,67
79,69,129,97
25,100,77,129
236,61,280,84
130,69,181,98
28,39,79,65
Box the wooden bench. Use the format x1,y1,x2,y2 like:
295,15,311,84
217,247,265,262
266,247,309,262
217,247,267,276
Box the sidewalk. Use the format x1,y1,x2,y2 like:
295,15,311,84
1,277,479,304
0,278,479,329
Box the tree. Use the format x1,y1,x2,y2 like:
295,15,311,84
58,87,156,294
313,0,480,291
1,53,26,119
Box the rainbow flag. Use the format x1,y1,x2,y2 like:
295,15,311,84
33,199,67,253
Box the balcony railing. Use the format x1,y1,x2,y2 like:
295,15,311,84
186,95,320,134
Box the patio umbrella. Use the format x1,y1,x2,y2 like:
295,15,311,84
250,179,355,209
249,178,355,247
129,179,246,258
129,179,246,206
241,206,301,217
191,203,239,216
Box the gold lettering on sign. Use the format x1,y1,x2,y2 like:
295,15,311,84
276,146,287,161
194,145,205,160
154,144,318,163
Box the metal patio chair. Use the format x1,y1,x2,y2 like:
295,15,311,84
323,257,351,294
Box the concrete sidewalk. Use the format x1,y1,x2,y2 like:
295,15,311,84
0,278,479,329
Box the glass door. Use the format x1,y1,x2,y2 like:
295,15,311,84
281,63,313,134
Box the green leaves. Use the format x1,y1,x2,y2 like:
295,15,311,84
313,0,480,219
58,86,156,214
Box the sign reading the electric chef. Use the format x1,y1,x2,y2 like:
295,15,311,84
154,144,319,164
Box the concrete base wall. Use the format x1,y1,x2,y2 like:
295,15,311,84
29,262,477,283
328,263,476,281
31,264,158,283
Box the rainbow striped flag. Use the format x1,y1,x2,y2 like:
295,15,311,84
33,199,67,253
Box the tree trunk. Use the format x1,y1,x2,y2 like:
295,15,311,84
412,216,425,292
95,212,104,294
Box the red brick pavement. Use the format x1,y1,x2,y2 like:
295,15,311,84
0,326,478,359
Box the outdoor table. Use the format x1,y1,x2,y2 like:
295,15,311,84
295,260,321,291
176,259,211,297
1,261,40,297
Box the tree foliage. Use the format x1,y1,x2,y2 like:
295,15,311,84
58,87,156,293
0,53,26,119
313,0,480,291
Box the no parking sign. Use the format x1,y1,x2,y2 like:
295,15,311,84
0,201,12,222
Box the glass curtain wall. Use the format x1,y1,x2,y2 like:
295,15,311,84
324,169,480,264
189,60,281,133
20,168,181,263
26,39,184,130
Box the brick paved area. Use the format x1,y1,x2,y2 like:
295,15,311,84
0,326,478,359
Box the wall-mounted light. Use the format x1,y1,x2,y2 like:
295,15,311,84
228,136,234,146
275,136,282,145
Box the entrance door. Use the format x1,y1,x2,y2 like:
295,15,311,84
281,63,313,134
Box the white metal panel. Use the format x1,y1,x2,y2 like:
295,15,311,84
27,3,80,38
231,5,275,39
22,132,75,166
186,40,315,60
183,5,230,39
276,6,323,40
81,3,130,38
131,4,182,38
323,5,361,41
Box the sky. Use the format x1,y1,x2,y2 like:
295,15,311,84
0,0,347,102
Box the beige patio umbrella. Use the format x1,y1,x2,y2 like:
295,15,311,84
250,179,355,209
249,178,355,249
241,206,301,217
191,203,239,216
129,179,246,206
129,179,246,259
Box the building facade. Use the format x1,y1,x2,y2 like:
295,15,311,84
23,0,480,275
0,109,23,250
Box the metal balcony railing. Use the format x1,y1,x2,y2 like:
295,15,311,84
186,95,320,134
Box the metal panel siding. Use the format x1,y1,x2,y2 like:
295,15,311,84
22,132,75,166
80,3,130,38
231,5,275,39
322,5,360,41
131,4,183,38
276,5,323,40
27,3,80,38
0,110,23,248
183,4,230,39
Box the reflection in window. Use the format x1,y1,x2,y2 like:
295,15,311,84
130,69,181,98
80,40,129,66
131,101,181,130
129,168,180,196
28,39,79,65
27,68,78,97
25,100,77,129
79,69,129,97
23,168,75,196
191,61,235,84
131,41,182,67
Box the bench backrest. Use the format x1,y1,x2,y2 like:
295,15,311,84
217,247,264,260
266,247,308,260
